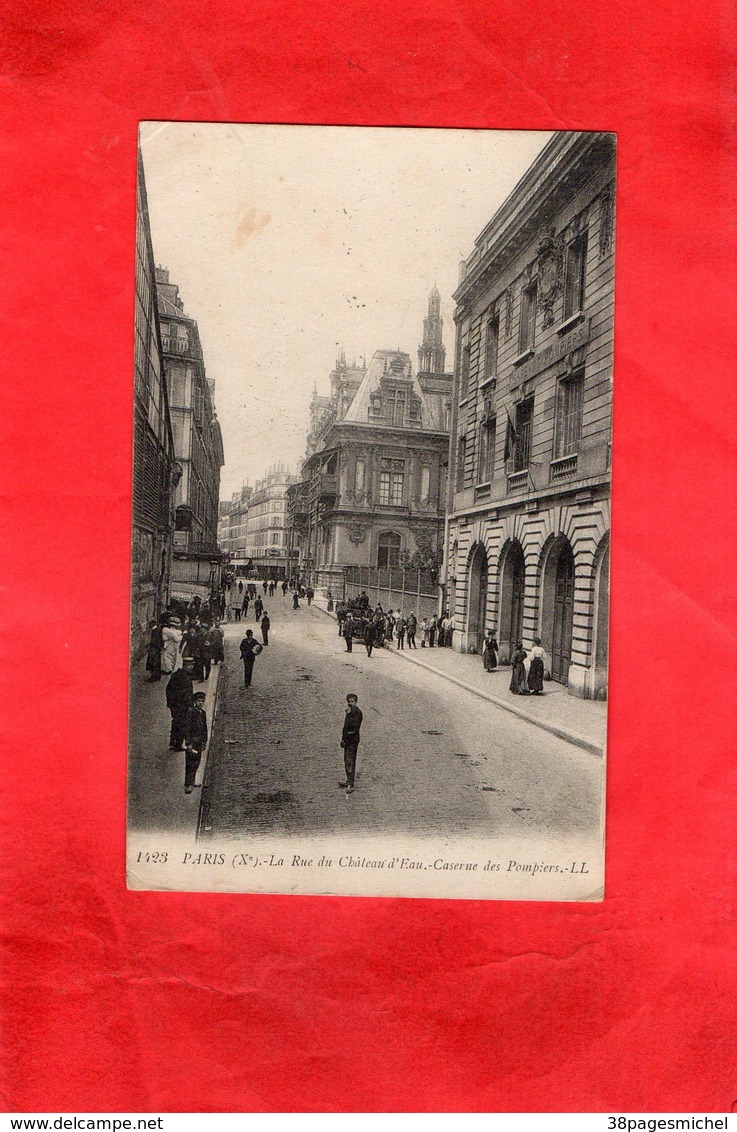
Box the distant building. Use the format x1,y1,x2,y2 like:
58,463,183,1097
240,465,299,579
218,484,253,559
131,152,177,659
294,291,453,591
156,268,225,601
446,131,614,699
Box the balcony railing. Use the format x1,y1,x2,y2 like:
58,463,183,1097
318,473,338,496
550,454,578,483
507,470,529,494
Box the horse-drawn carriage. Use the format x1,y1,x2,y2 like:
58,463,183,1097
337,596,387,649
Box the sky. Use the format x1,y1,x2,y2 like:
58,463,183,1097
139,123,552,498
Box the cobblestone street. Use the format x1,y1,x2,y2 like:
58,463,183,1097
198,595,604,842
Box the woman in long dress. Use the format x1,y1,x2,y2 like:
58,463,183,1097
509,641,529,694
161,618,182,675
145,619,164,681
482,629,499,672
527,637,547,694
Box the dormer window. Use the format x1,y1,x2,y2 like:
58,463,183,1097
385,387,406,426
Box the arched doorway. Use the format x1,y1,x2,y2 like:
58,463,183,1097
499,540,525,664
467,543,488,653
593,541,609,699
541,537,575,685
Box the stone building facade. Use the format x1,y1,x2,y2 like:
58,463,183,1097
131,152,177,659
296,291,453,590
446,132,614,699
156,268,225,600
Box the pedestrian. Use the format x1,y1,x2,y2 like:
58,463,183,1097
420,617,429,647
209,621,225,666
445,613,455,649
292,591,300,610
385,610,395,641
510,641,529,694
406,612,417,649
199,601,212,628
339,693,363,795
282,580,288,596
200,625,213,682
306,585,314,606
238,581,244,594
344,612,353,652
527,637,547,694
241,593,249,620
166,656,194,751
254,595,264,620
326,589,334,612
260,611,270,646
145,619,164,682
239,629,263,687
357,591,369,611
363,619,376,658
336,602,347,636
395,612,406,650
183,690,208,794
262,580,268,595
483,628,499,672
428,614,437,648
269,581,275,597
161,617,182,674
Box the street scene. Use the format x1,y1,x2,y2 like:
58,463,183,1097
128,126,613,899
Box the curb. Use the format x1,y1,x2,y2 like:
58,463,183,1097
312,600,603,756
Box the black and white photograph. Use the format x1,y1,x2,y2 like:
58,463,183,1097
127,125,613,899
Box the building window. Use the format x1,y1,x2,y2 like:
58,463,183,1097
379,458,405,506
456,435,466,491
511,397,534,472
554,372,584,457
421,464,431,499
519,282,537,353
377,531,401,568
563,230,588,321
355,459,365,492
485,314,499,380
385,387,406,426
478,416,496,483
460,334,471,400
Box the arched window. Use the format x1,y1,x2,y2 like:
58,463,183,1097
377,531,401,568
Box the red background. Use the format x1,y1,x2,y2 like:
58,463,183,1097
2,0,736,1112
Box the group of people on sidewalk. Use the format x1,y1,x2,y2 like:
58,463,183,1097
481,629,548,695
143,597,226,794
334,594,456,655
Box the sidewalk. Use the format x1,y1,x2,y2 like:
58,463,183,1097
312,596,606,755
127,657,222,834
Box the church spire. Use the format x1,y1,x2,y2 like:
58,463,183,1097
418,286,446,374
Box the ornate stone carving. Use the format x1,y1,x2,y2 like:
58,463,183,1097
349,523,367,545
598,187,614,258
504,289,514,338
536,227,564,329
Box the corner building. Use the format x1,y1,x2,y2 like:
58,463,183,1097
447,132,614,699
298,291,453,591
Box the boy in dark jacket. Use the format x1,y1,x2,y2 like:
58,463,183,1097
183,690,208,793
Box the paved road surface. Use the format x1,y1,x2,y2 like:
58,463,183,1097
198,595,603,841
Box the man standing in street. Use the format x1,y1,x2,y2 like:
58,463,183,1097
183,690,208,794
363,618,376,658
344,611,353,652
166,656,194,751
239,629,262,687
339,693,363,795
260,610,270,646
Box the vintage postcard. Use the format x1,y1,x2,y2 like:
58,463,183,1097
127,124,612,899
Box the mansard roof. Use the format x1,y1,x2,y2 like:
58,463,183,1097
342,348,445,430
